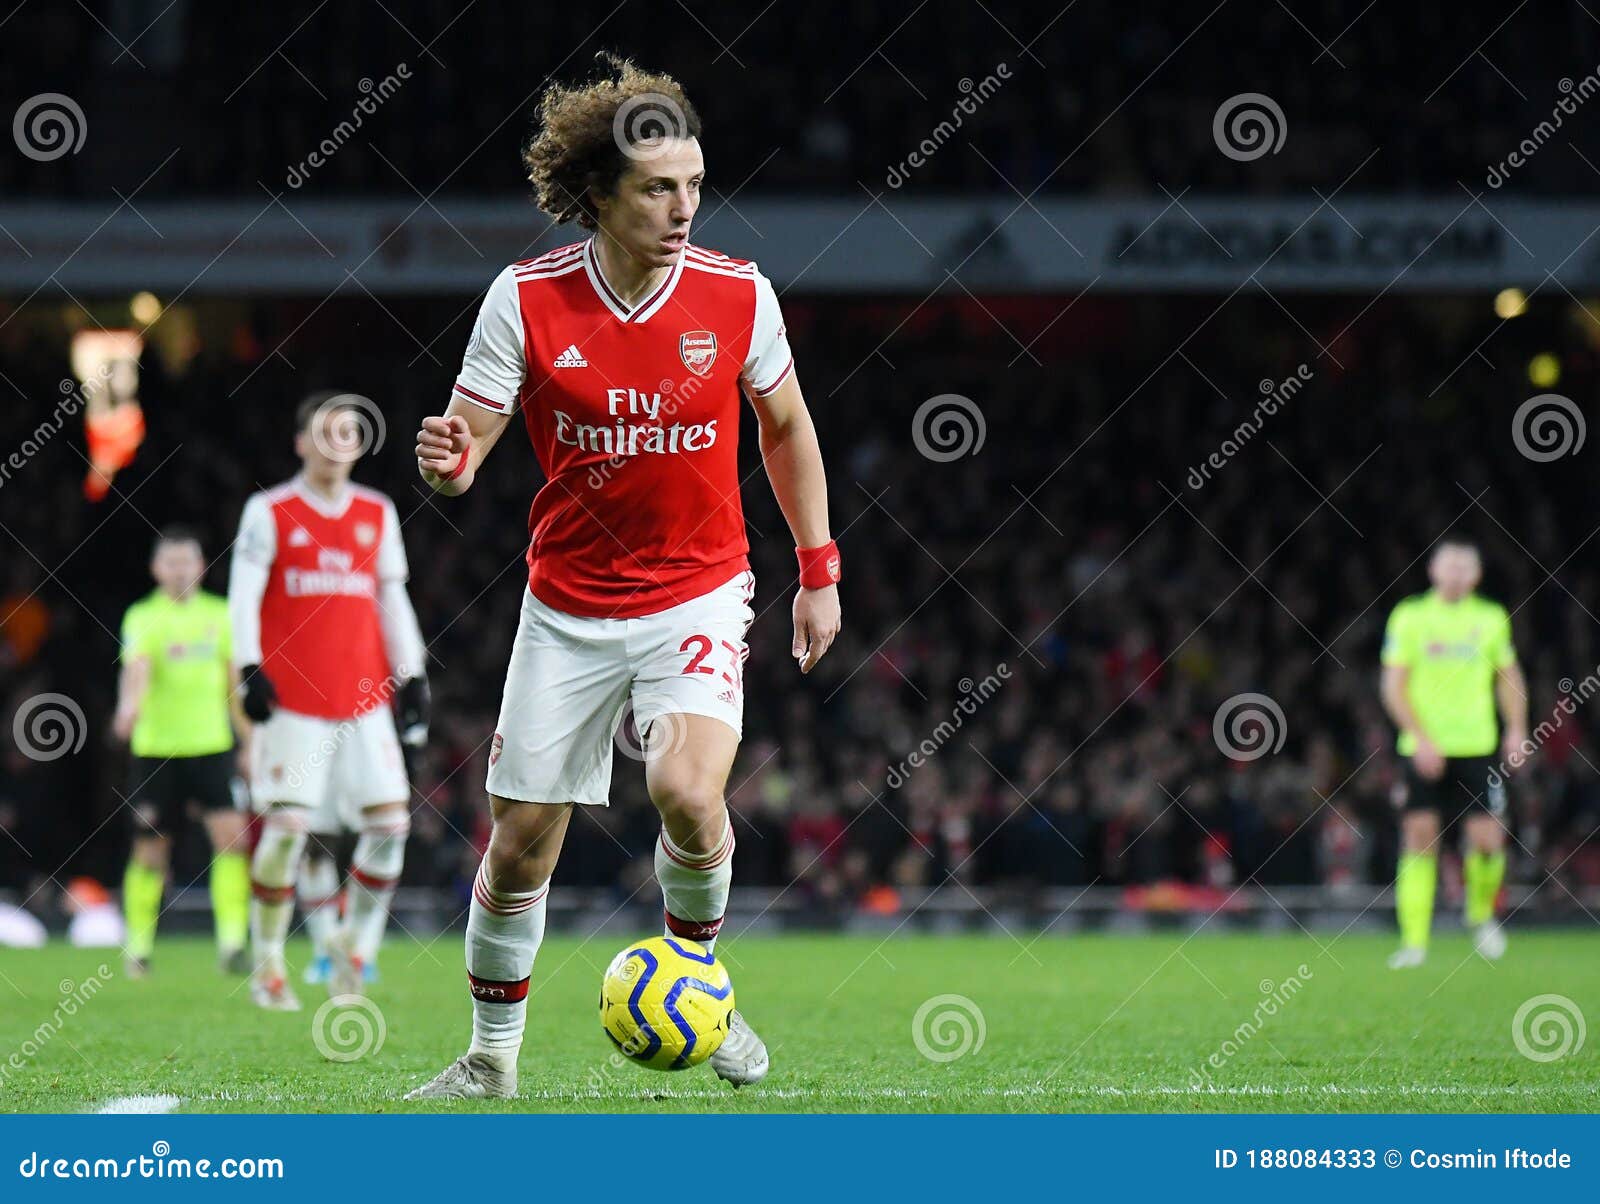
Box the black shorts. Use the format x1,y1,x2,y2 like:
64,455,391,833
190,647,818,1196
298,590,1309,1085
1402,755,1509,823
127,752,236,838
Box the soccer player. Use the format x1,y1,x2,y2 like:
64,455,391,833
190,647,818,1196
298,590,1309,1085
113,526,250,976
405,58,841,1100
228,391,430,1010
1380,537,1528,967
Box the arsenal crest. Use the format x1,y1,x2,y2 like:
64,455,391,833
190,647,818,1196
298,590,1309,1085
679,331,717,377
355,522,377,547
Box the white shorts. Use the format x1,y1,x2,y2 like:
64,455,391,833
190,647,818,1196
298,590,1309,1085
249,705,409,831
487,569,755,806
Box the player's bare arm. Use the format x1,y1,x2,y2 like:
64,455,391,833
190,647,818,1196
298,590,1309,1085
1380,663,1443,780
748,371,841,674
112,653,151,742
417,396,513,496
1496,658,1530,768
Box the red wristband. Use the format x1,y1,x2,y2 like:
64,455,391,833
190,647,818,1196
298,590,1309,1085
796,541,841,589
441,445,471,481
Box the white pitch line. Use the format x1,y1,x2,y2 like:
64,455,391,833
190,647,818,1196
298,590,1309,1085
95,1094,181,1114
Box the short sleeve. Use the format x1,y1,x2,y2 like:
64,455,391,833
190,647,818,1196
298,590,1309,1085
1491,606,1516,669
1380,602,1415,667
376,496,410,582
453,265,526,414
234,493,277,568
120,604,153,664
215,598,233,664
742,270,794,397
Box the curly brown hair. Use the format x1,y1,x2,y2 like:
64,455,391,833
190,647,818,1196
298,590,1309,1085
522,54,702,230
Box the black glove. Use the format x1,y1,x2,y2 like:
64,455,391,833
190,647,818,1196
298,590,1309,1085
396,675,430,747
240,664,278,722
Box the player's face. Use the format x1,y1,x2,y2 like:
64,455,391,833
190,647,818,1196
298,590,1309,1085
595,137,704,267
1428,545,1481,599
151,540,204,595
295,408,361,480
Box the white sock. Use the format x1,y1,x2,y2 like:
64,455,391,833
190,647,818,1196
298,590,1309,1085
466,859,548,1063
347,815,408,964
297,850,341,961
655,817,734,952
250,811,308,976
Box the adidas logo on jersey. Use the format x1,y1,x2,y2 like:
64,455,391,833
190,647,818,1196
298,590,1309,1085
553,344,588,368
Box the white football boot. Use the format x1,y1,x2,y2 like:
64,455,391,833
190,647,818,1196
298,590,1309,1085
326,930,364,999
1385,946,1426,970
709,1010,769,1087
1473,921,1507,961
250,970,302,1011
404,1052,517,1101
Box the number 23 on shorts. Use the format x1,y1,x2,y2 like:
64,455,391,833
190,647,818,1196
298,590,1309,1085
679,633,746,698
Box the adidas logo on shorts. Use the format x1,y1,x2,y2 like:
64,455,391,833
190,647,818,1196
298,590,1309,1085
553,344,588,368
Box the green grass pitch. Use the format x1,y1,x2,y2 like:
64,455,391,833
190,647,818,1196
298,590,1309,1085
0,931,1594,1113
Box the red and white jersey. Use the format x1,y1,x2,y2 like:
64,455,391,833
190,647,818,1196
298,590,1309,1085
452,238,794,619
232,476,408,720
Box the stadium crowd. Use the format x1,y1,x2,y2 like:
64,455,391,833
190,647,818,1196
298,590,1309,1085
2,286,1598,925
4,3,1600,201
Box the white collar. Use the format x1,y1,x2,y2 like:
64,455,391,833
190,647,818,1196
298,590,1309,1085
292,473,353,519
583,238,684,324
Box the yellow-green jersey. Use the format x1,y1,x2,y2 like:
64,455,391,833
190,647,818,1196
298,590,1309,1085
1381,591,1515,757
120,589,234,758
